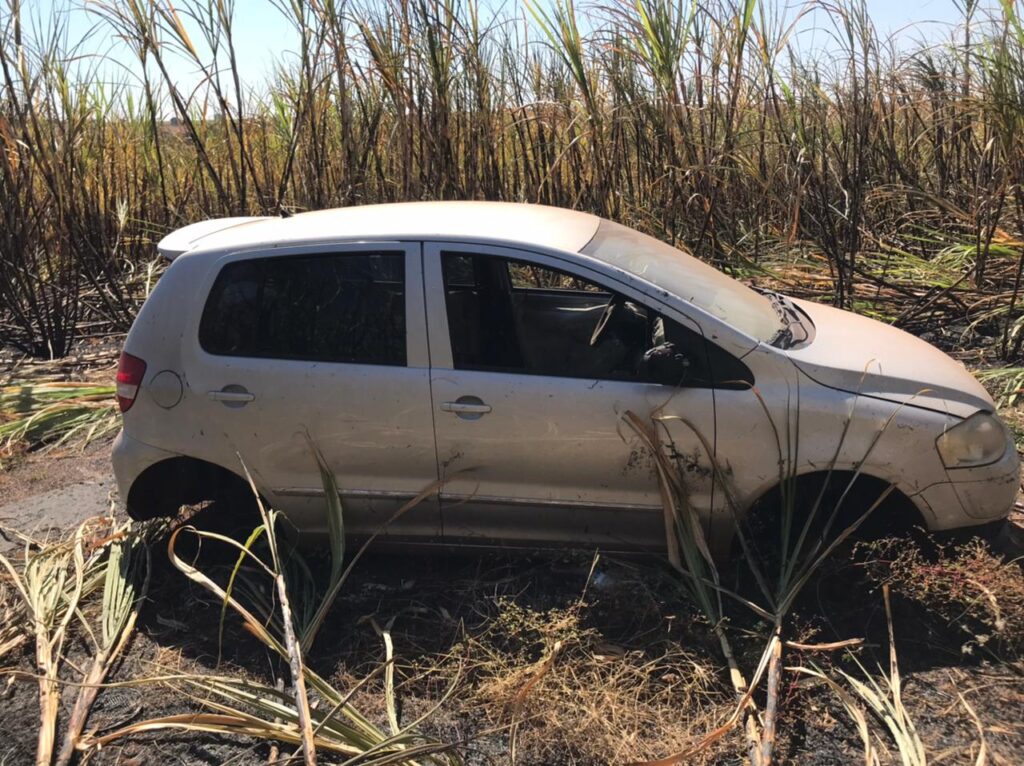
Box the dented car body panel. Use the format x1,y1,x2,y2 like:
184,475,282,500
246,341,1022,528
113,202,1019,552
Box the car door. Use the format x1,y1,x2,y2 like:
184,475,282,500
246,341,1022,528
182,242,440,540
423,241,748,551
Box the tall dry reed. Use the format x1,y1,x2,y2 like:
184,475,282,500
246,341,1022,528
2,0,1024,357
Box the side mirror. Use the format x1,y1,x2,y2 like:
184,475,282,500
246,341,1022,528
641,342,691,386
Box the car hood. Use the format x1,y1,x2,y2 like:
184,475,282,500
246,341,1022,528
784,298,994,419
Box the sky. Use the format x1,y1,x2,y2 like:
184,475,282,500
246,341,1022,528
17,0,1000,97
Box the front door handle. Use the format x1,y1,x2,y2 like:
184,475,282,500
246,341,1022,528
208,386,255,404
441,395,491,419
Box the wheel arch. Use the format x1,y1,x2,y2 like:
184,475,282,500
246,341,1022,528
125,455,254,521
737,468,928,539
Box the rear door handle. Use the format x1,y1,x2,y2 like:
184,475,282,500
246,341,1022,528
441,401,491,414
208,387,255,403
441,396,491,419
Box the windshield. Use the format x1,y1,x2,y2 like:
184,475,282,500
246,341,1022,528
580,220,781,342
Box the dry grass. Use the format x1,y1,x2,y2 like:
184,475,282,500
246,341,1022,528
0,381,118,458
0,515,152,765
0,574,27,659
3,508,1024,764
858,536,1024,658
462,598,725,765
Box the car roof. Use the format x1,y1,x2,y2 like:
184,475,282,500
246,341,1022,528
165,201,602,259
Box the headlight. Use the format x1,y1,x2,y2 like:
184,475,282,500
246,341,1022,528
936,412,1009,469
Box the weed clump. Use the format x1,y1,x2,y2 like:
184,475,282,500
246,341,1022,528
464,597,726,765
858,536,1024,656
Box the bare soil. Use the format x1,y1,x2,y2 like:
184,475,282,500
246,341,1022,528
0,441,114,549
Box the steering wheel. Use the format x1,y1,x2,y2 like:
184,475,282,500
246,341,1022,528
590,293,624,346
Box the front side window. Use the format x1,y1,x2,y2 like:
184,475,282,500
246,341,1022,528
441,251,752,388
200,252,406,365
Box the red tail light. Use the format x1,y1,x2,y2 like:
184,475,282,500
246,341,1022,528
116,352,147,412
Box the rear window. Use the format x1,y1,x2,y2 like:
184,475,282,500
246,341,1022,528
199,252,406,365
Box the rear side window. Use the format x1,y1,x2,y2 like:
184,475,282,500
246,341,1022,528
199,252,406,365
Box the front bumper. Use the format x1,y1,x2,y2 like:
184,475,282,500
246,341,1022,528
947,444,1021,521
915,443,1020,530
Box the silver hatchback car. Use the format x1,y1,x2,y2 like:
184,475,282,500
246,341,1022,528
113,202,1019,553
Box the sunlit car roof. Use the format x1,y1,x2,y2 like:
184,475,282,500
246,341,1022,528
174,201,602,257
